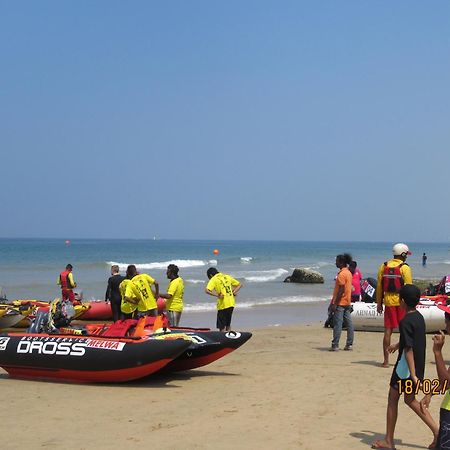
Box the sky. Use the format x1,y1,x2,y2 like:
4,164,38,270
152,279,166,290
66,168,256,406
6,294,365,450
1,1,450,242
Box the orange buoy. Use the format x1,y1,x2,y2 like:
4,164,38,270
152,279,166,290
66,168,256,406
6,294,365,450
213,249,219,255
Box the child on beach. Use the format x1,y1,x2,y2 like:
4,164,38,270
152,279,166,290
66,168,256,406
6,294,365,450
372,284,438,450
422,304,450,449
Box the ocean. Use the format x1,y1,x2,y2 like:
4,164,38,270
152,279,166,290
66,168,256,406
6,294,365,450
0,239,448,328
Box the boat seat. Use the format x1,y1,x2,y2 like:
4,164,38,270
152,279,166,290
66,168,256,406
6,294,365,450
101,319,138,337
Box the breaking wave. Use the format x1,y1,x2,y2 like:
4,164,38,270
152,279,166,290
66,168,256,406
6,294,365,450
184,294,329,311
237,268,289,282
107,260,210,271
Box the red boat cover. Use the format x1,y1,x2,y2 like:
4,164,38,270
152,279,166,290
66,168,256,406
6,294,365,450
101,315,169,337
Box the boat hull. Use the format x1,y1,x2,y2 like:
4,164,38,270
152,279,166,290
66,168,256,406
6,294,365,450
351,301,445,332
0,333,190,383
152,329,253,372
77,301,112,320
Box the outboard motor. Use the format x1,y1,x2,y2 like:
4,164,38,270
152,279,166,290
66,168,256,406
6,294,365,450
52,300,76,328
27,309,50,333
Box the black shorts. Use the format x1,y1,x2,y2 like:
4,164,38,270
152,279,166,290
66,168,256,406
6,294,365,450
437,408,450,450
217,307,234,330
390,370,423,393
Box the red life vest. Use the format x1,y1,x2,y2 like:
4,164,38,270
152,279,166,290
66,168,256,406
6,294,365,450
59,270,74,289
382,262,406,293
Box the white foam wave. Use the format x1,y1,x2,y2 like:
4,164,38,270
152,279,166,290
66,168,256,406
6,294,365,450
208,259,218,266
186,279,205,284
183,295,329,311
239,268,289,282
240,257,253,263
107,259,207,271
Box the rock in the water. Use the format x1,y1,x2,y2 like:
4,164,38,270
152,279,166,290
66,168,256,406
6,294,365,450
284,268,324,284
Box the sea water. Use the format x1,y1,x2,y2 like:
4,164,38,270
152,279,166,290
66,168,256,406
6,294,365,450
0,239,448,327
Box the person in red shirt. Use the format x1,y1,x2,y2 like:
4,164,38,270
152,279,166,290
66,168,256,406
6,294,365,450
330,253,354,351
349,260,362,302
57,264,77,303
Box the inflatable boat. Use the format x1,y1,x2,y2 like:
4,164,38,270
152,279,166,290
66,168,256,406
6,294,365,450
0,332,191,383
0,308,24,329
7,300,90,328
351,297,447,332
151,328,252,373
84,317,252,373
76,300,112,320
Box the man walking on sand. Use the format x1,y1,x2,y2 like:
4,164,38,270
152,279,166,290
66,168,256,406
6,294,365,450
376,243,413,368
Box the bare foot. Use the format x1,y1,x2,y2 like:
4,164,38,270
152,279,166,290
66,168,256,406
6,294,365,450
381,362,389,368
371,439,396,449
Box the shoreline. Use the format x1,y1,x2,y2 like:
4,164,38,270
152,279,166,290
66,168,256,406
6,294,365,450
181,301,328,330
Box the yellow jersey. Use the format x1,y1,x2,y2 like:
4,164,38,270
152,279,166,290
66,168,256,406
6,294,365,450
130,273,157,312
166,277,184,312
206,273,240,310
120,279,138,315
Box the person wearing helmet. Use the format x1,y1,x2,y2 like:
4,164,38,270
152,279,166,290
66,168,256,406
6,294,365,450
376,243,413,368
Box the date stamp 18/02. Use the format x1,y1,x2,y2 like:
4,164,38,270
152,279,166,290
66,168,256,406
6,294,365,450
397,379,448,395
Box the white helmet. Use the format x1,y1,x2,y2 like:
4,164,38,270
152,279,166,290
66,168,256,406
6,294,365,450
392,243,411,256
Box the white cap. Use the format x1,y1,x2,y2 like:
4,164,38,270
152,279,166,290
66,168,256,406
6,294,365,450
392,243,412,256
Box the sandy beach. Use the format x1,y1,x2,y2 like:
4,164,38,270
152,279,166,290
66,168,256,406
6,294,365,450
0,322,444,450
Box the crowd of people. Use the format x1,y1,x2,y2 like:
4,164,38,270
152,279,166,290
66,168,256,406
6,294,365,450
57,263,242,332
56,244,450,449
328,243,450,450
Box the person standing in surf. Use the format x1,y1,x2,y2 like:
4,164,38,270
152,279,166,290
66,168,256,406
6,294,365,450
330,253,354,351
376,243,413,368
57,264,77,304
105,265,125,322
205,268,242,331
159,264,184,326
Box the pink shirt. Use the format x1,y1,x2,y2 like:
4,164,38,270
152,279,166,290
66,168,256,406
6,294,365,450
352,269,362,295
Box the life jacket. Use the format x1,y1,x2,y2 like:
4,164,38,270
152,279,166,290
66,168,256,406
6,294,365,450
382,262,406,293
59,270,74,289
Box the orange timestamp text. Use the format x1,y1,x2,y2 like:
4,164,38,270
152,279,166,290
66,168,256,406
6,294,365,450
397,379,448,395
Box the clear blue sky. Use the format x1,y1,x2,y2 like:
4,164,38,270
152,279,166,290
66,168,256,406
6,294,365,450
1,1,449,242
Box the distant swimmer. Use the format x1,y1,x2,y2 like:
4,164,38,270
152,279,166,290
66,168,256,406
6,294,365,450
57,264,77,304
205,267,242,332
159,264,184,326
105,265,125,322
422,252,428,267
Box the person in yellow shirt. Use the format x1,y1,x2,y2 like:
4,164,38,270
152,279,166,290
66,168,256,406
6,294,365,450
120,265,159,318
376,243,413,368
205,267,242,331
119,277,138,319
159,264,184,326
